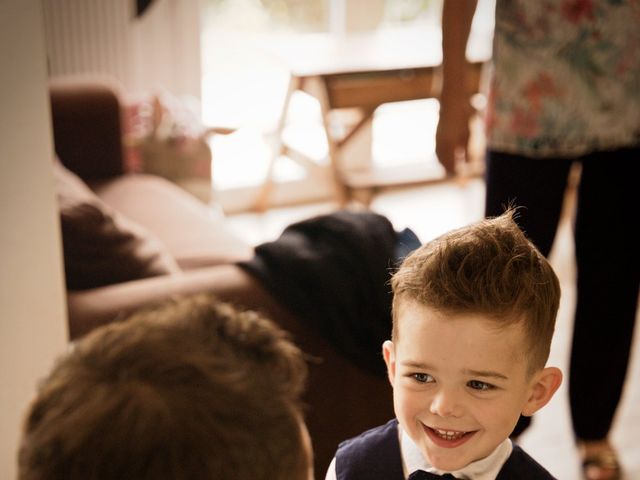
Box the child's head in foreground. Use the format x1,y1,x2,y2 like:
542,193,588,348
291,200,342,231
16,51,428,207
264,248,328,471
18,293,312,480
384,209,563,472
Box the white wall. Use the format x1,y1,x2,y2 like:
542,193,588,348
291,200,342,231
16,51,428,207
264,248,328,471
42,0,202,99
129,0,202,98
0,0,69,477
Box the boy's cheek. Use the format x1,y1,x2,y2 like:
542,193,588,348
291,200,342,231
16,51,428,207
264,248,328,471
394,387,425,416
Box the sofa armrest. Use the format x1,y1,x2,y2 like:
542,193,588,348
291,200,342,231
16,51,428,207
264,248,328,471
67,265,272,339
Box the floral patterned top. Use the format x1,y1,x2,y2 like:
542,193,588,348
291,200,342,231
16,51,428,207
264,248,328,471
486,0,640,157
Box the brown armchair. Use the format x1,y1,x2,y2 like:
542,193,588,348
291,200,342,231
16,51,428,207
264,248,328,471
49,76,393,477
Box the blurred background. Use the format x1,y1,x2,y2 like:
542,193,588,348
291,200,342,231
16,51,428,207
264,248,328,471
41,0,495,212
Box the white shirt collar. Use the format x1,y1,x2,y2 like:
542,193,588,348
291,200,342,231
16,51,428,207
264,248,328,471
399,425,513,480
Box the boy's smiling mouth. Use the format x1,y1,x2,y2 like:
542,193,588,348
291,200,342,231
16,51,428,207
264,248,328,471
423,425,476,447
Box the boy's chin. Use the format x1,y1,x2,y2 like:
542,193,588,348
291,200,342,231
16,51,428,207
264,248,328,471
420,431,501,473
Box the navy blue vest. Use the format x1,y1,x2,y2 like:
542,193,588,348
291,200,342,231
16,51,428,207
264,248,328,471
335,419,557,480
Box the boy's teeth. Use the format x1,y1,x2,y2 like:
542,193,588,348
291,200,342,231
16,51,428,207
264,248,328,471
435,429,465,440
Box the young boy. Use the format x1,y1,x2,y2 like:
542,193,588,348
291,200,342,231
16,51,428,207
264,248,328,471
18,293,313,480
325,209,563,479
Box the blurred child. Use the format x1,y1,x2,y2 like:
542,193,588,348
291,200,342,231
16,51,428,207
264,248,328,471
19,293,312,480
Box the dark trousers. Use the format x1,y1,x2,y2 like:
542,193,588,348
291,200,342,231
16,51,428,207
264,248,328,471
484,147,640,441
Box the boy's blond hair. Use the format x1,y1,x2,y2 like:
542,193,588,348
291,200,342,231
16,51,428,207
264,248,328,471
391,209,560,373
18,293,309,480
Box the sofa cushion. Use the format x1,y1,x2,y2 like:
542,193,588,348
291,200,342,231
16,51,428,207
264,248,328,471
92,174,252,270
54,160,180,290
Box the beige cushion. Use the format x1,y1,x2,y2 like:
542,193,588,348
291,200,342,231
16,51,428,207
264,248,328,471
54,160,180,290
92,174,252,270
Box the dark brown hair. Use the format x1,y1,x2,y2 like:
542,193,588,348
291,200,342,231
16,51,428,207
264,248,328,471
391,209,560,373
18,293,309,480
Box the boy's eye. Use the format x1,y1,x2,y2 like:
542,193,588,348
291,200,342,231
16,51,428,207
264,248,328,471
467,380,494,391
412,373,434,383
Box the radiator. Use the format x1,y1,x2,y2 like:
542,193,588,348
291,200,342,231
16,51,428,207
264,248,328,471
41,0,201,98
42,0,130,81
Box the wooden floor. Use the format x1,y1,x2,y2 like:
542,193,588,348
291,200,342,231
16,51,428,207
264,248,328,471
225,177,640,480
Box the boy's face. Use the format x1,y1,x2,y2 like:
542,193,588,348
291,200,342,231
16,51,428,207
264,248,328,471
383,300,560,472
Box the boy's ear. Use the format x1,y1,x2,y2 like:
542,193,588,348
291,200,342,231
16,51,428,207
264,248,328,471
521,366,563,417
382,340,396,387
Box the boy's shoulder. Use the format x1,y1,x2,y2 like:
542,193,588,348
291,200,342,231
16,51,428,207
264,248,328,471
339,418,398,449
497,444,558,480
336,419,404,480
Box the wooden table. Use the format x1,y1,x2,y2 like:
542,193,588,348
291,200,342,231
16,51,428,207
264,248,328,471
255,28,491,208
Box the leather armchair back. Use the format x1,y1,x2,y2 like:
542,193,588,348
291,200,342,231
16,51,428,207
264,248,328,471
49,76,125,180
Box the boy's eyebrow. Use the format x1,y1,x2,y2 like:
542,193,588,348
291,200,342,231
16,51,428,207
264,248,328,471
463,369,509,380
400,361,509,381
400,360,433,369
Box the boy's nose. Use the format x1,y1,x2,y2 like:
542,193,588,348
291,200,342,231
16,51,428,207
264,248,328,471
429,388,463,418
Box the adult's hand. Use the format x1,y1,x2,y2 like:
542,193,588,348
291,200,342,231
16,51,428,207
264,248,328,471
436,92,473,175
436,0,478,176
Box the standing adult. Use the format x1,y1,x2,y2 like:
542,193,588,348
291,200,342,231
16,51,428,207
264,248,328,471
436,1,640,479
